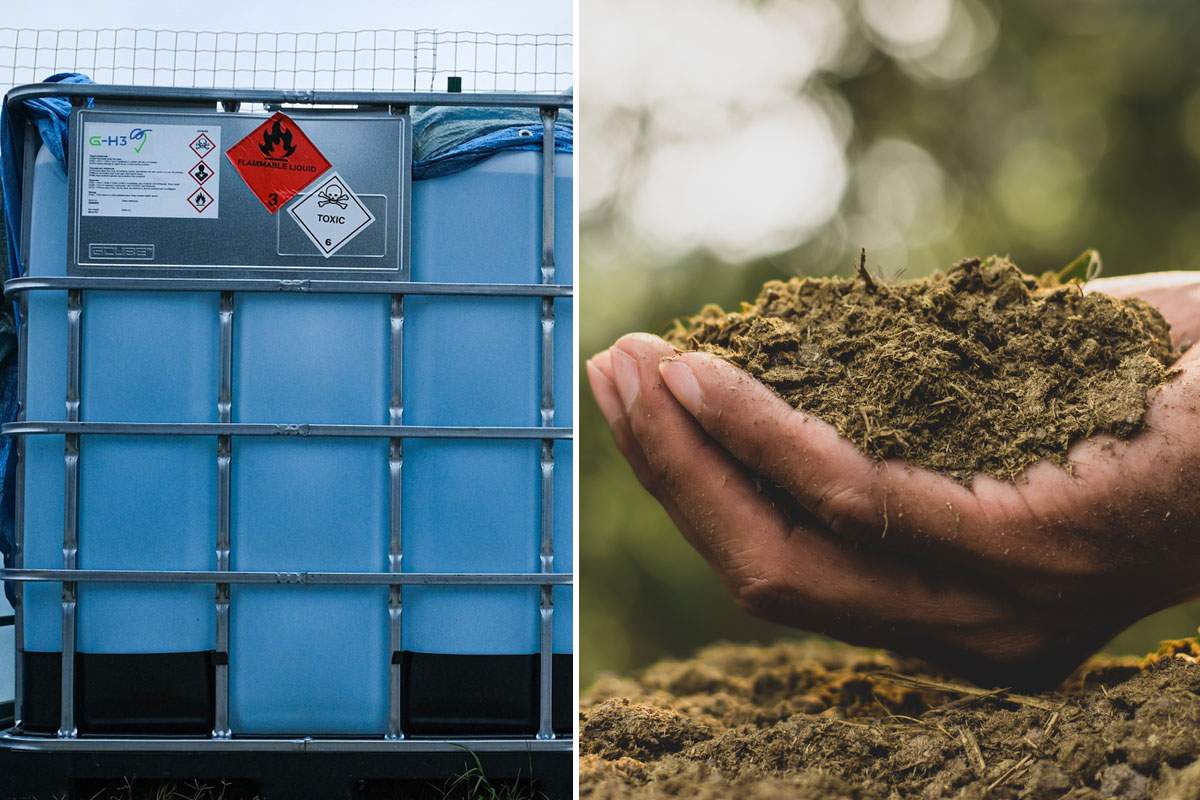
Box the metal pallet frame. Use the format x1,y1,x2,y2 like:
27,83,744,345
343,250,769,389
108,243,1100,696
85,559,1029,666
0,83,573,780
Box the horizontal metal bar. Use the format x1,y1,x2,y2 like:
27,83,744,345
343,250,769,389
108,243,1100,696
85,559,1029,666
0,732,573,753
0,615,13,627
1,568,572,586
5,422,572,440
5,276,573,298
6,83,573,111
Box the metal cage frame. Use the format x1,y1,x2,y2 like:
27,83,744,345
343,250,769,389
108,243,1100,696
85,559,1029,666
0,83,573,757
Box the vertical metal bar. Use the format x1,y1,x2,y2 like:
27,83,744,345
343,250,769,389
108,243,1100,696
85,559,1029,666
12,116,36,731
536,106,557,740
411,31,418,92
59,288,81,739
12,293,28,730
398,105,413,283
213,290,233,739
540,109,558,289
18,119,37,279
386,293,404,740
387,104,412,740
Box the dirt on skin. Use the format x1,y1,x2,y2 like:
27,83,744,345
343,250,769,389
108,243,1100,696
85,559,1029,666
580,639,1200,800
665,255,1177,481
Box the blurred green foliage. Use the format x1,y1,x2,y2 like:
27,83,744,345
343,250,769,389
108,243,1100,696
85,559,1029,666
580,0,1200,686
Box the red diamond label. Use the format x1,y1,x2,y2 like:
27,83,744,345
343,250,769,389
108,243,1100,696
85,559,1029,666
187,186,214,213
189,132,216,159
188,160,214,185
224,112,331,214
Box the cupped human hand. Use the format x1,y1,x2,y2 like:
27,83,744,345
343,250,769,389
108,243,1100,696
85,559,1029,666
587,272,1200,689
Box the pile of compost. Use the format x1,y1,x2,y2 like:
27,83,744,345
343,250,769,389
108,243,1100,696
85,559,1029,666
666,255,1177,480
580,640,1200,799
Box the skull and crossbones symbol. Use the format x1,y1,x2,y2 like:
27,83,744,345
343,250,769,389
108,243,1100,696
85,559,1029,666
317,184,350,210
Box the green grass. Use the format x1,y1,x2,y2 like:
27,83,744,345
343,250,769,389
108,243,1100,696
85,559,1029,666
77,779,257,800
429,751,547,800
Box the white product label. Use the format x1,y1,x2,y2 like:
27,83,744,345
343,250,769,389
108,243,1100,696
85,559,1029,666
81,122,221,218
286,172,375,258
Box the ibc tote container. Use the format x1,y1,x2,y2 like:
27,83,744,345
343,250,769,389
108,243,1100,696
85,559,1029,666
1,84,572,742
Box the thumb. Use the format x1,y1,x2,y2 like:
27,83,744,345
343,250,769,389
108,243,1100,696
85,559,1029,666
657,347,979,543
656,348,879,533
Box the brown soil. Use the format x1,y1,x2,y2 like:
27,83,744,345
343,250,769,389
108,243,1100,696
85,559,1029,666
666,255,1176,481
580,639,1200,800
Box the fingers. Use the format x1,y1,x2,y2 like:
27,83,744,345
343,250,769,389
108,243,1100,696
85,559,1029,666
587,351,656,489
590,346,774,578
591,349,731,558
598,334,798,584
1086,271,1200,295
1087,271,1200,351
655,343,1102,578
657,345,983,535
604,333,1013,632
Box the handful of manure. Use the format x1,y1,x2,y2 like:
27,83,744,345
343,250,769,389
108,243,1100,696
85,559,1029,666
666,254,1176,481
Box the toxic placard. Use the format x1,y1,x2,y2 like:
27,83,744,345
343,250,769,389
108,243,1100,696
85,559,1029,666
286,172,376,257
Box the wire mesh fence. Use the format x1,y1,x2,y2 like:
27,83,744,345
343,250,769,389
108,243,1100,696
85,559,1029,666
0,29,573,96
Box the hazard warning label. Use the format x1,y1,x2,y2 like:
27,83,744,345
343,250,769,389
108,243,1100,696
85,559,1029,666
81,122,221,218
225,112,331,214
188,160,214,185
186,186,215,214
287,172,375,257
189,132,216,159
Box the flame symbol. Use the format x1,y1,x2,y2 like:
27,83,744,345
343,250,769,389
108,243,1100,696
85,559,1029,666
259,119,296,160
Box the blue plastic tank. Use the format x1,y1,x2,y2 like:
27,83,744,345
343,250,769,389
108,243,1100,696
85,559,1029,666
22,145,219,732
19,132,572,735
402,150,572,734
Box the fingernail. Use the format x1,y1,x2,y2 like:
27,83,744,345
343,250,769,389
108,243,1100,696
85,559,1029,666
610,347,641,413
659,357,703,417
586,359,625,429
591,348,614,381
621,332,666,347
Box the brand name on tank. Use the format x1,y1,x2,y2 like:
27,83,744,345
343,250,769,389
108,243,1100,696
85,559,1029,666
88,128,152,153
88,243,156,261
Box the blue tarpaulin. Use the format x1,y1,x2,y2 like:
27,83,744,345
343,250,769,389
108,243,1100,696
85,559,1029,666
412,104,573,180
0,73,93,602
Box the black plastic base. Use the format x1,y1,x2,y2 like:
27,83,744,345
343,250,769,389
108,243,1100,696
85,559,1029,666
21,651,215,734
0,746,572,800
402,652,572,736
